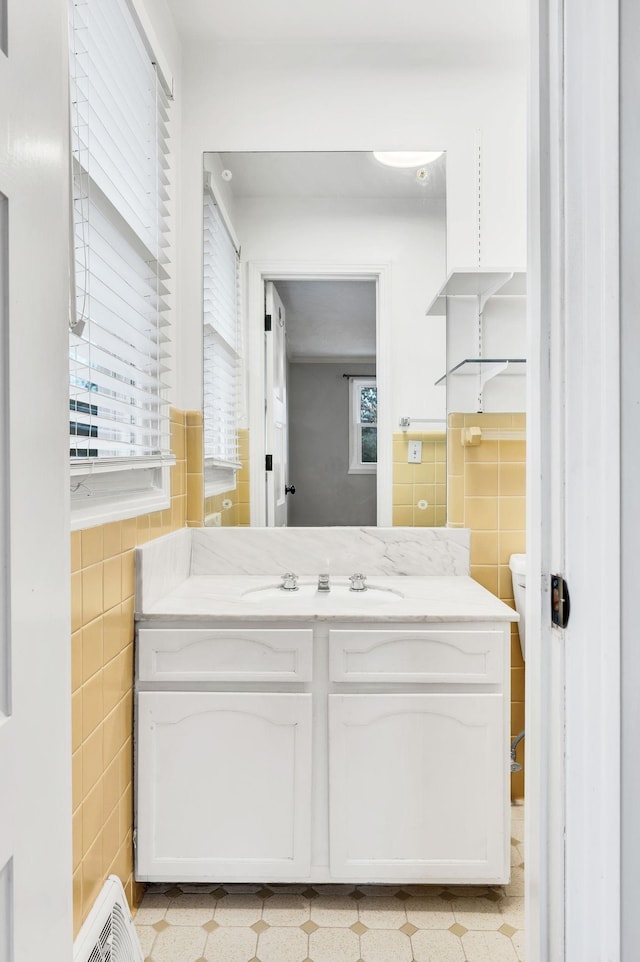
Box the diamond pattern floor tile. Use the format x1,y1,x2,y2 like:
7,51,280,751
136,806,525,962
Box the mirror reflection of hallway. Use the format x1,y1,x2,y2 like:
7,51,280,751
267,278,377,526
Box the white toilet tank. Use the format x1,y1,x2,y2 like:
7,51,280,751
509,553,527,660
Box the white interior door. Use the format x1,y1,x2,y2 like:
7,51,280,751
531,0,621,957
0,0,72,957
265,281,289,526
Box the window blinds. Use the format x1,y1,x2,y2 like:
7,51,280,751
69,0,171,463
203,191,241,466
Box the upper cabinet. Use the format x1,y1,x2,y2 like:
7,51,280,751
427,269,526,414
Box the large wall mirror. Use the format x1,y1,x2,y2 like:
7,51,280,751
201,150,448,527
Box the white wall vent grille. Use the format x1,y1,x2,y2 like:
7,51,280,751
73,875,143,962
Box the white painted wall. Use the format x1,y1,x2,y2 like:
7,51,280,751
178,43,526,408
234,195,446,427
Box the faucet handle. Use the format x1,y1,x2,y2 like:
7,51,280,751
349,573,367,591
281,572,299,591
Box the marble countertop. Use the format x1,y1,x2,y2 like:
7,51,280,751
137,575,518,624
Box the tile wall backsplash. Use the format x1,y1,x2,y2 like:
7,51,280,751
204,428,251,526
70,408,239,936
447,412,526,799
392,432,447,527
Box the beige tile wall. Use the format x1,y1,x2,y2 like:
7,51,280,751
71,408,201,936
447,413,526,799
186,410,204,526
204,428,251,526
392,432,447,527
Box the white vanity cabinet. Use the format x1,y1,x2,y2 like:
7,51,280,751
135,618,511,884
136,625,314,881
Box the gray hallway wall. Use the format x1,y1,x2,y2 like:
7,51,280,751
287,363,376,526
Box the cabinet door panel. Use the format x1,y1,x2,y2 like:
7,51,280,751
329,628,505,683
137,692,312,880
329,694,508,882
138,627,313,682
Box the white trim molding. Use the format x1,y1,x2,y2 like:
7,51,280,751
563,0,620,958
246,262,392,527
620,0,640,955
531,0,621,960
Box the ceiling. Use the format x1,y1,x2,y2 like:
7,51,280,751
275,280,376,362
217,151,446,200
166,0,526,49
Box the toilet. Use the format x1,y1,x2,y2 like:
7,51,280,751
509,553,527,660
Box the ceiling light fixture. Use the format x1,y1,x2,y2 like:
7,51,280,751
373,150,444,168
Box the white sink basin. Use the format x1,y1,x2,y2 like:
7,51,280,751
241,582,404,604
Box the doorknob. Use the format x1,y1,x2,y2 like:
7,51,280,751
285,484,296,495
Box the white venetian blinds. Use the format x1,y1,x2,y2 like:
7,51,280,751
68,0,171,462
203,191,241,466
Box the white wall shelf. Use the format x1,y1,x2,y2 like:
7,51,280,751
428,268,527,413
426,269,527,316
435,357,526,386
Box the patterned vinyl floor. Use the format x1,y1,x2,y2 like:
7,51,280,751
134,802,524,962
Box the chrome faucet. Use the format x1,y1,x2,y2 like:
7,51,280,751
349,572,367,592
281,572,299,591
317,573,330,592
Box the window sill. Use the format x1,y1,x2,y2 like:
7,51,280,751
204,459,240,498
348,464,377,475
70,458,174,531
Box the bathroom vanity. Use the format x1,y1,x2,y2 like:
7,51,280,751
134,528,517,885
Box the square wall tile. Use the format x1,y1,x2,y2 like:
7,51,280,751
71,532,82,573
498,530,526,565
186,425,203,474
102,522,122,560
471,530,499,566
465,462,499,497
499,462,526,496
393,484,414,506
499,440,526,462
414,461,437,483
81,527,103,568
103,556,122,613
170,419,186,461
470,565,499,595
465,497,498,530
392,506,413,526
500,497,526,531
71,572,83,633
82,619,103,683
121,517,137,552
465,440,499,463
72,630,83,693
82,725,103,797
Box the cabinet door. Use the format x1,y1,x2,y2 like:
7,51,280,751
328,694,508,882
137,692,312,881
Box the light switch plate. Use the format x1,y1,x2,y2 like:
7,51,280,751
408,440,422,463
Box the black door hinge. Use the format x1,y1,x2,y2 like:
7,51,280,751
551,574,570,629
265,454,273,471
265,314,272,332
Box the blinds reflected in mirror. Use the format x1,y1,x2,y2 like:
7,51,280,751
203,191,242,467
69,0,171,462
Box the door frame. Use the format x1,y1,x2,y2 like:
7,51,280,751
529,0,621,958
246,262,392,526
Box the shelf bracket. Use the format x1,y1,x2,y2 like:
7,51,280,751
477,359,510,412
478,272,513,316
